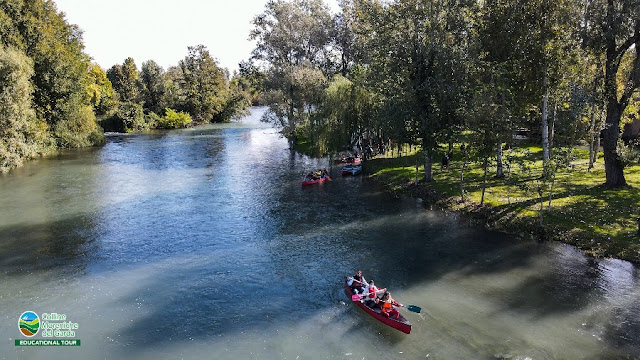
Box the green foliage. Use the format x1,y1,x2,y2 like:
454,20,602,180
0,0,104,170
54,103,104,147
617,139,640,166
87,63,116,118
313,71,375,155
179,45,229,123
0,46,53,171
250,0,334,137
234,60,266,105
140,60,165,114
103,102,146,133
144,111,161,129
100,46,249,131
161,66,184,111
157,108,192,129
107,57,140,104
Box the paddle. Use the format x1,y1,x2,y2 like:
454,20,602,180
350,288,387,302
351,293,422,313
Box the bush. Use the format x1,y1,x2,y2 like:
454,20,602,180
55,104,104,148
157,108,192,129
101,102,145,132
144,111,161,129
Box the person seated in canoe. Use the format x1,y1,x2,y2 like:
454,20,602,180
380,291,403,320
364,280,386,308
306,172,315,181
349,270,367,294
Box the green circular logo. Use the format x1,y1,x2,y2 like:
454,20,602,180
19,311,40,337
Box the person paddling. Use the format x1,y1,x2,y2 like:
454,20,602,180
364,280,385,308
380,291,403,320
351,270,367,294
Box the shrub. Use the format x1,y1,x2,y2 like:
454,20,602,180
157,108,192,129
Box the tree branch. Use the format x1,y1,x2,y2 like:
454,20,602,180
614,33,638,60
619,21,640,107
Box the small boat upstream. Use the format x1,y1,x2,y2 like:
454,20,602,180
334,156,362,165
341,164,362,176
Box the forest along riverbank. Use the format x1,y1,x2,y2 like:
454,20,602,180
364,149,640,264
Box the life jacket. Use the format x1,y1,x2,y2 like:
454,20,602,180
368,286,378,299
381,300,393,313
352,275,363,287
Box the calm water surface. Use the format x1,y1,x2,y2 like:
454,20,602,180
1,107,640,359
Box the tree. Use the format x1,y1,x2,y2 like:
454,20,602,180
87,63,116,118
250,0,335,141
371,0,472,181
0,0,103,151
179,45,230,122
0,46,51,171
140,60,165,114
584,0,640,187
107,57,140,104
161,66,184,111
235,60,266,105
0,0,103,148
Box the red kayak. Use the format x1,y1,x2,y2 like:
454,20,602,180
344,278,412,334
334,157,362,165
302,175,330,186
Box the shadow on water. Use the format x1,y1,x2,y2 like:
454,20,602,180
0,214,98,277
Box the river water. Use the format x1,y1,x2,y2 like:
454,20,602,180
1,107,639,359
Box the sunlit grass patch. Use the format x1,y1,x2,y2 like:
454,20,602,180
365,145,640,263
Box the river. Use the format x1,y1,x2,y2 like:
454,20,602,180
1,107,639,359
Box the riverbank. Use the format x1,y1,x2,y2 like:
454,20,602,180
364,147,640,264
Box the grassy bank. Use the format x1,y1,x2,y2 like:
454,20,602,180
365,146,640,263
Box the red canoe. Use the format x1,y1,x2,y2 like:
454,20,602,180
302,175,330,186
344,278,412,334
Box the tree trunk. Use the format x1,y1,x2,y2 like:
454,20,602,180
541,75,550,163
506,163,511,205
602,103,627,187
415,152,419,183
594,124,601,164
538,189,544,227
547,172,556,212
424,150,434,182
588,106,596,170
496,142,504,178
549,103,557,158
459,161,466,202
480,157,488,205
601,3,631,188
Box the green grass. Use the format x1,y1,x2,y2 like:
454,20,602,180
366,146,640,263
